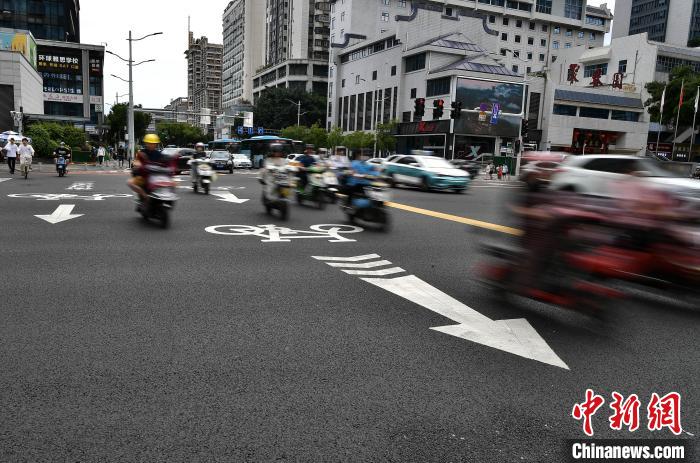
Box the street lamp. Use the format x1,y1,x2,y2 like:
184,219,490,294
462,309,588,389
106,31,162,163
285,99,307,126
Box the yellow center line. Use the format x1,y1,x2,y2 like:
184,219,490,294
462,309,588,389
386,202,523,236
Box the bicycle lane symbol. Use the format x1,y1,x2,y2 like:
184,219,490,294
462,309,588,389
7,193,133,201
204,224,364,243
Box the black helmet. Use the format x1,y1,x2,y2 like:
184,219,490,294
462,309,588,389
305,144,315,150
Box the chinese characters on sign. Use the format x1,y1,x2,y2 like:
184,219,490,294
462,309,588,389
572,389,682,436
612,72,624,90
567,64,580,84
591,69,603,87
38,54,80,72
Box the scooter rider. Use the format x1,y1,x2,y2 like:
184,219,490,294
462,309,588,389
345,149,379,204
296,144,317,190
190,141,207,183
53,142,72,173
128,133,170,204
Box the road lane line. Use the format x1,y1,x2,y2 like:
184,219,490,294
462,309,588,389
326,260,393,269
385,202,522,236
342,267,405,276
312,254,381,262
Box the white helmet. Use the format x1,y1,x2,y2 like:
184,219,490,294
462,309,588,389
195,142,205,149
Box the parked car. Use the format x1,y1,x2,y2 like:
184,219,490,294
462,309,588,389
549,154,700,197
161,147,197,175
232,153,252,169
450,159,480,179
383,155,470,193
519,152,568,191
209,150,234,173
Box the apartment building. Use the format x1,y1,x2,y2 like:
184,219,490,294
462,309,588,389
222,0,265,108
612,0,700,47
251,0,331,101
185,32,223,125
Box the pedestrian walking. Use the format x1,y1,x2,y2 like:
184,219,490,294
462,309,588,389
497,165,503,180
97,145,106,166
487,162,494,180
117,146,125,168
3,137,18,174
503,164,509,180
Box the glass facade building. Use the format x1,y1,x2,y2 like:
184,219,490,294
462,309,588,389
0,0,79,42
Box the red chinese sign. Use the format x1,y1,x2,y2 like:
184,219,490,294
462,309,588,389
572,390,683,436
612,72,624,89
591,69,603,87
567,64,580,84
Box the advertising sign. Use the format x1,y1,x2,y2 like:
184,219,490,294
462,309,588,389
456,77,524,115
454,112,520,137
0,30,38,68
43,92,83,103
490,103,501,125
37,49,81,73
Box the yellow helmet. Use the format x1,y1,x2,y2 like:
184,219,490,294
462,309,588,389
143,133,160,144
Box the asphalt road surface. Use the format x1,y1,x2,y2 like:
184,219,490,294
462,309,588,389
0,167,697,462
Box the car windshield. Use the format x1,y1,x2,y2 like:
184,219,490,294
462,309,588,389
161,148,177,155
211,151,229,160
420,157,454,169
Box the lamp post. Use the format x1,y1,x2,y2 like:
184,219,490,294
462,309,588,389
106,30,161,164
285,99,305,126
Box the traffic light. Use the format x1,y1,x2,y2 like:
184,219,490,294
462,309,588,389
521,119,529,139
414,98,426,119
450,101,462,119
433,99,444,119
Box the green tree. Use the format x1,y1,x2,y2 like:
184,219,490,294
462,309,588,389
25,124,57,157
253,87,327,129
105,103,152,144
156,122,205,147
326,126,345,150
280,125,309,142
344,131,374,154
306,123,328,149
376,120,397,155
645,66,700,126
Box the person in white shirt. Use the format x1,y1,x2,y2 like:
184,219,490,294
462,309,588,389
18,137,34,165
503,164,509,180
3,137,18,174
97,145,106,166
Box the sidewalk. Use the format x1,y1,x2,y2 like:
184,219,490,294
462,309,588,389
0,161,128,173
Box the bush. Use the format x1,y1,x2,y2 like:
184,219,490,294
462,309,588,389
25,122,86,157
25,125,57,157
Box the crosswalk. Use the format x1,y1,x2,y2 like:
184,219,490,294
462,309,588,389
470,179,521,189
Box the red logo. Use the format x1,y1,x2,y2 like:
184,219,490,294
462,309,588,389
567,64,580,84
572,389,605,436
647,392,682,435
417,121,437,133
609,392,641,432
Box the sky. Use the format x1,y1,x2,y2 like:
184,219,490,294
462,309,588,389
81,0,615,111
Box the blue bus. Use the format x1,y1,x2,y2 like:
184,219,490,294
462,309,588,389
239,136,303,168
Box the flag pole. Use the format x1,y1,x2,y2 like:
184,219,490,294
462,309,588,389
655,84,666,157
690,86,699,157
672,80,684,159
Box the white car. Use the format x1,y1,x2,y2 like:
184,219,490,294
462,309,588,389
383,155,470,192
549,155,700,198
232,153,252,169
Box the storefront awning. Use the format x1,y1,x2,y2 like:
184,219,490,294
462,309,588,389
554,89,644,109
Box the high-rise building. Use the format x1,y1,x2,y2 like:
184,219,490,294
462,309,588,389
222,0,265,108
185,32,223,124
612,0,700,47
0,0,80,42
251,0,331,102
327,0,611,155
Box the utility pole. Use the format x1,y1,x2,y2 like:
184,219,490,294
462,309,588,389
128,30,135,165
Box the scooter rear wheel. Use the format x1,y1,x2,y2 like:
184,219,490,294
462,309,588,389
279,202,289,221
204,183,209,195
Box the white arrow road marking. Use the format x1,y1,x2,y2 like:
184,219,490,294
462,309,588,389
0,178,11,183
313,255,569,370
312,254,380,262
211,191,249,203
343,267,406,276
326,259,393,269
35,204,83,224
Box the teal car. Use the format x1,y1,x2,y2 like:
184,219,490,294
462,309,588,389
383,155,470,193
